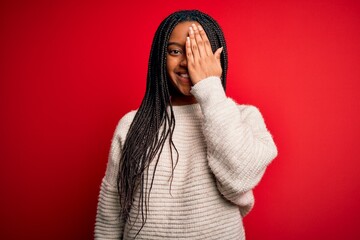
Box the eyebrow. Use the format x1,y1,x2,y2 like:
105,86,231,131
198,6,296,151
167,42,184,48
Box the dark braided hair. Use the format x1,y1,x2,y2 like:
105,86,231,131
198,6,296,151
117,9,228,236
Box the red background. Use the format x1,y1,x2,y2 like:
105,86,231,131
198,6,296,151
1,0,359,239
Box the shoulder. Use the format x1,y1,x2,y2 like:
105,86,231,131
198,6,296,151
113,109,138,140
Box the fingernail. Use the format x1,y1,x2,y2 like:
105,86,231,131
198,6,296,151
198,25,203,31
189,27,193,34
187,37,190,42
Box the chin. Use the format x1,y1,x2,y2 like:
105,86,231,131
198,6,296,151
179,88,192,96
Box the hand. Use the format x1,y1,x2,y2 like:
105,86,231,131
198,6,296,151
186,23,223,85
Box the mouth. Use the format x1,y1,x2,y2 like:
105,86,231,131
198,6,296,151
177,72,190,79
176,72,192,85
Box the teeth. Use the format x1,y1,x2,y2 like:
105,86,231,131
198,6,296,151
180,73,189,78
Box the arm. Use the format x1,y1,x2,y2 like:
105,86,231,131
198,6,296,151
94,123,125,239
190,77,278,217
186,24,277,217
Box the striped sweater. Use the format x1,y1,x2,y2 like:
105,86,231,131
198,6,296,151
95,76,278,239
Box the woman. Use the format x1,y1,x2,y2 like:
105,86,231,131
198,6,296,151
95,9,277,240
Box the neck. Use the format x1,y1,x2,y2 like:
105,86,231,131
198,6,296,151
170,95,197,106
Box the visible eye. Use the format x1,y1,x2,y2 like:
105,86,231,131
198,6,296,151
168,49,183,56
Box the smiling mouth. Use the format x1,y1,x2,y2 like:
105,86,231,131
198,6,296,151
177,72,189,78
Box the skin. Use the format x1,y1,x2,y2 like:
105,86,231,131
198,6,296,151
166,21,223,105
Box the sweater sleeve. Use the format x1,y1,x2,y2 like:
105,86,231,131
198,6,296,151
94,121,125,239
190,76,278,217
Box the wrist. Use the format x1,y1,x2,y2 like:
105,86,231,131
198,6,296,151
190,76,226,110
191,74,221,85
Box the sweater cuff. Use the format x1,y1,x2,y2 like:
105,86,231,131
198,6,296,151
190,76,226,111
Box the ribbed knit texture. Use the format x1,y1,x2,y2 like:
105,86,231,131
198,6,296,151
95,76,278,240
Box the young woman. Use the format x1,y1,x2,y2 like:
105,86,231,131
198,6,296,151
95,10,277,240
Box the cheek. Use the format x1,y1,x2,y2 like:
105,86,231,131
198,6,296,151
166,58,178,72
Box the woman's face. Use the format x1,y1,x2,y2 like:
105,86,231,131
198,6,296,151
166,21,199,105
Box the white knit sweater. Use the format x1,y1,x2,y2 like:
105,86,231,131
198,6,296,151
95,77,277,240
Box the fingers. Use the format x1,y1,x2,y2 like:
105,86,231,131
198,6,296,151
189,23,221,59
191,24,207,58
214,47,224,61
186,36,194,64
197,25,213,56
188,26,200,61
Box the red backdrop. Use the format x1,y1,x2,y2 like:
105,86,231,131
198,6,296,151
1,0,359,239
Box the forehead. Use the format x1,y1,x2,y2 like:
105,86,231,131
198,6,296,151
169,21,200,41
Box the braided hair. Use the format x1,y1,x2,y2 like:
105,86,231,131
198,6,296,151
117,9,228,236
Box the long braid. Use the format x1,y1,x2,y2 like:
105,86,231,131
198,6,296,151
117,10,229,237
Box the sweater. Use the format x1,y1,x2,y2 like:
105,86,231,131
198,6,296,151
94,76,278,239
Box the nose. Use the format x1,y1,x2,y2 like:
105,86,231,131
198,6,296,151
180,56,187,67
